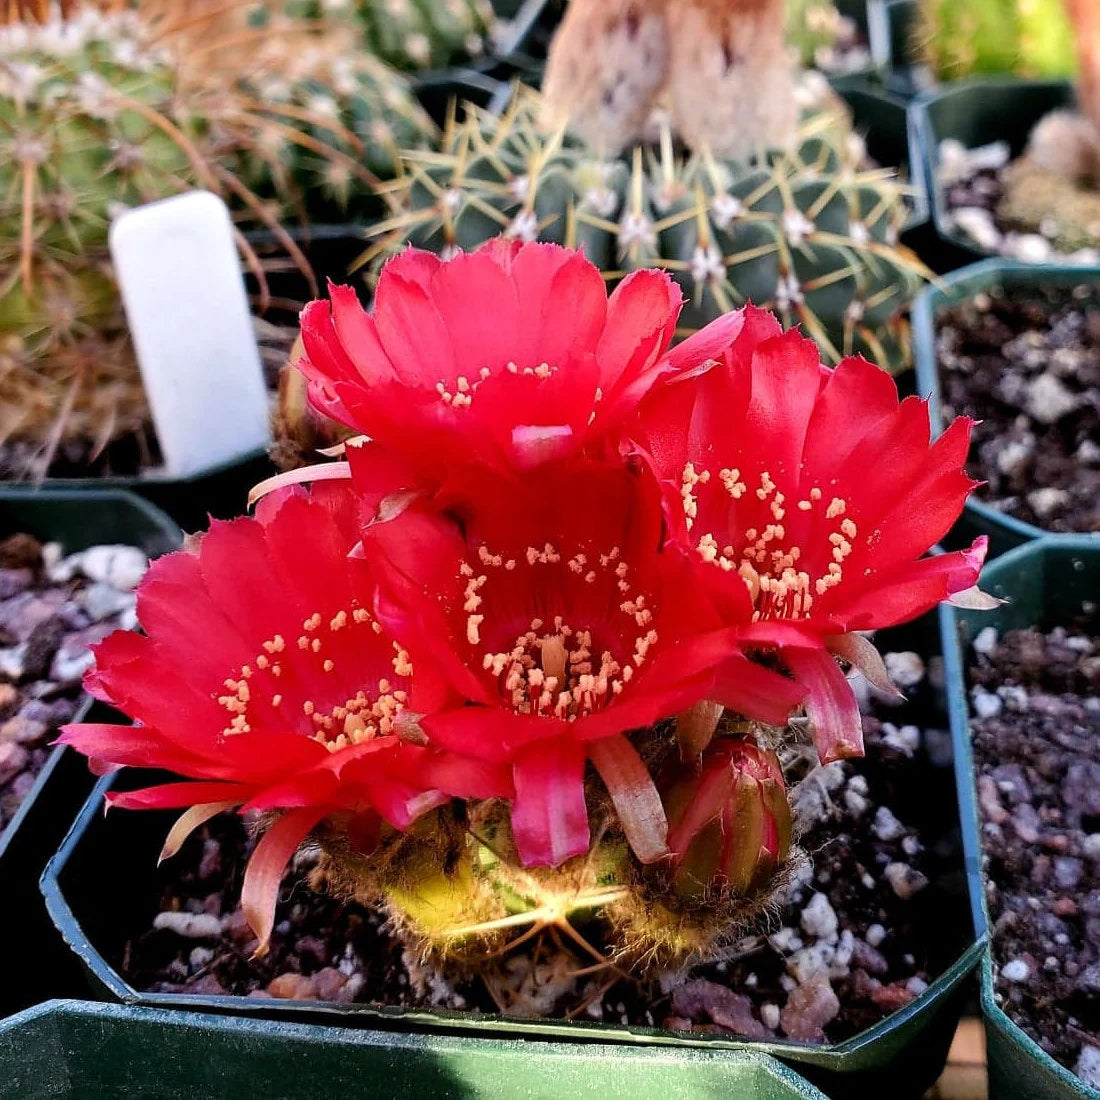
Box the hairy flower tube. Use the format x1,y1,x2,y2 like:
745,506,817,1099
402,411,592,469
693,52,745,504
360,458,802,869
628,305,988,763
58,483,511,950
294,239,739,483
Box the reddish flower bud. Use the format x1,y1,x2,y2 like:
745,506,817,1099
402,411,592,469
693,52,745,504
663,739,792,902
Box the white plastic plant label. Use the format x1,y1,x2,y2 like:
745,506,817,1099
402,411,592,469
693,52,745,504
109,190,270,478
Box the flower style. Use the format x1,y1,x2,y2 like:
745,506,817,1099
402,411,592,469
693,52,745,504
360,458,802,869
58,483,510,950
295,239,739,482
628,305,987,763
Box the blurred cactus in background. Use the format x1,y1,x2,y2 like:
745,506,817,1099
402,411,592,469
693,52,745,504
915,0,1077,82
365,85,925,374
0,0,432,476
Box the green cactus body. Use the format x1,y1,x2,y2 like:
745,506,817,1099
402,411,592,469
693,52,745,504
354,0,497,72
370,88,925,369
0,13,195,463
785,0,843,69
311,733,799,980
235,51,437,221
917,0,1077,81
1,8,434,465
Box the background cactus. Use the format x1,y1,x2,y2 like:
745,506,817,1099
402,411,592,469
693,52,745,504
784,0,844,69
0,2,432,475
915,0,1077,82
366,85,926,370
268,0,499,73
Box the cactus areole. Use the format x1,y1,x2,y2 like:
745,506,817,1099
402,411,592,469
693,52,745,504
62,242,989,1001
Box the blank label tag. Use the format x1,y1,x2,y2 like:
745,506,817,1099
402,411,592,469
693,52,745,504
110,191,270,478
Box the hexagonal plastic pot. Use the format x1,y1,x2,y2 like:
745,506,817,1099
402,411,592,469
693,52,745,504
7,450,276,533
866,0,922,99
911,258,1100,558
0,489,181,1020
0,998,827,1100
39,616,983,1100
940,537,1100,1099
908,78,1075,262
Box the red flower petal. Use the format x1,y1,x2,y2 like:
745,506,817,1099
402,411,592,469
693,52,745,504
242,806,329,953
588,734,668,863
781,647,864,764
510,738,590,867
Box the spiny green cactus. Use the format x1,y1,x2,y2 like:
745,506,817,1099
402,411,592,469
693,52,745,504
0,4,433,470
785,0,843,69
229,12,437,220
916,0,1077,82
312,731,797,980
368,86,926,369
281,0,498,72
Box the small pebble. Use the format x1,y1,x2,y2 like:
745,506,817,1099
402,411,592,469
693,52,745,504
884,863,929,900
1001,958,1030,984
152,912,223,939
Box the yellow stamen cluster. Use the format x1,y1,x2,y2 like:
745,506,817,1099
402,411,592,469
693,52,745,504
682,463,860,622
435,361,558,409
215,603,411,755
466,542,657,721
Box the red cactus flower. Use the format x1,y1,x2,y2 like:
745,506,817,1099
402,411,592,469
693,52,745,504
664,738,792,901
360,458,803,869
58,483,511,950
295,240,740,482
628,306,987,763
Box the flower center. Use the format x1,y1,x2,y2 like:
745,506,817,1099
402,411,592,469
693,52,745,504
435,361,558,409
482,618,635,721
215,605,413,754
681,464,858,622
464,541,660,720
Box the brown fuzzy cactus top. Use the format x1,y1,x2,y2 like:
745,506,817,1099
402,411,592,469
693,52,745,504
541,0,795,159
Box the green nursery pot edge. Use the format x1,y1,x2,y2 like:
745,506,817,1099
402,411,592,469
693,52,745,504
908,78,1077,260
911,257,1100,556
40,773,983,1097
0,998,827,1100
0,489,182,1021
940,538,1100,1100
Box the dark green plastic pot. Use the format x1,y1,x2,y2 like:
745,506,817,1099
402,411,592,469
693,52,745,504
867,0,923,99
40,616,982,1099
912,258,1100,558
910,78,1076,262
0,999,826,1100
832,82,929,231
0,490,181,1020
14,450,275,533
941,538,1100,1099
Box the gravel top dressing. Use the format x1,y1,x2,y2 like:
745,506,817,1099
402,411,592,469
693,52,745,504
969,622,1100,1089
935,282,1100,533
0,532,147,835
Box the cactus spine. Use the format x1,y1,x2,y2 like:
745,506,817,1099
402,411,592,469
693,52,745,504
368,86,926,370
0,2,432,474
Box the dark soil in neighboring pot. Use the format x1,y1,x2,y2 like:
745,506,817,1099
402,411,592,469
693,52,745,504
935,282,1100,533
0,533,147,834
118,643,969,1044
937,146,1100,264
969,622,1100,1088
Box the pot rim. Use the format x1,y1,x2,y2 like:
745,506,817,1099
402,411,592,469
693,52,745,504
940,536,1100,1098
912,257,1100,546
40,765,984,1066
